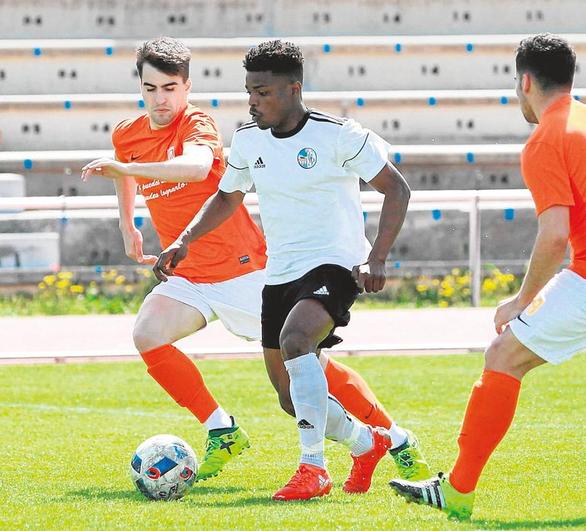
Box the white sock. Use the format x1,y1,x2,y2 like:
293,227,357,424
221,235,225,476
204,406,233,431
325,396,374,456
388,422,409,449
284,353,328,469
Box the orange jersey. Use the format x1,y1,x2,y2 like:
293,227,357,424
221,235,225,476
521,95,586,278
112,105,267,283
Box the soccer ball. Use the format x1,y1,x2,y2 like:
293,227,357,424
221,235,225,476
130,434,198,501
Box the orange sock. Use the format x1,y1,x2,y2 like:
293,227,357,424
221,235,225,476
450,369,521,493
325,357,392,429
141,344,219,424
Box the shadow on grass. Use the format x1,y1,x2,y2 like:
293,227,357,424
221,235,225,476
476,517,586,529
66,484,246,503
66,488,358,508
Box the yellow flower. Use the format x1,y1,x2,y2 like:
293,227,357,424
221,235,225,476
38,282,46,290
56,279,70,290
440,286,455,298
432,279,440,287
57,271,73,280
101,269,118,281
43,275,56,286
456,275,470,286
438,300,449,308
416,284,429,293
451,268,461,276
482,278,497,293
70,284,84,294
440,279,454,290
124,285,134,294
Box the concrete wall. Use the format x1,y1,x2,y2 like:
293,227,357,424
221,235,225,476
1,0,585,38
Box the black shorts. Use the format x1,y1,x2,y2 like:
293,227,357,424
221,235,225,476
261,264,361,350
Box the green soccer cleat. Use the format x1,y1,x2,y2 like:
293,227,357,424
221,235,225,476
389,472,475,521
196,421,250,482
389,429,432,481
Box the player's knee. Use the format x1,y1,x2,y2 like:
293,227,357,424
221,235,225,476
279,329,315,360
484,336,512,369
133,324,161,354
484,336,536,379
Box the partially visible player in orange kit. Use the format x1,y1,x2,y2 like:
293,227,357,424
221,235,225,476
82,37,404,486
389,33,586,521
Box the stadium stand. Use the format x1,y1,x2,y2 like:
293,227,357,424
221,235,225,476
0,0,583,278
1,35,585,95
1,0,585,38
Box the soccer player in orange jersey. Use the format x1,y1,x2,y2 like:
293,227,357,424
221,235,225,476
390,34,586,520
81,37,415,485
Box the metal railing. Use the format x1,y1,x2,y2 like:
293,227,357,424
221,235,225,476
0,189,534,305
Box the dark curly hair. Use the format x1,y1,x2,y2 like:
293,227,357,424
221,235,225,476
516,33,576,90
136,37,191,81
243,40,304,82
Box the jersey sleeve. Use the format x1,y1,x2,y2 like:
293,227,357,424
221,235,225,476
337,119,391,182
112,119,130,163
180,112,223,157
521,142,575,215
219,132,253,193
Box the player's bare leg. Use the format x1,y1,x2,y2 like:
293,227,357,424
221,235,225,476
390,329,546,519
134,294,250,481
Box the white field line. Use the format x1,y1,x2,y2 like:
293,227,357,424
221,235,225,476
0,401,191,419
0,343,486,365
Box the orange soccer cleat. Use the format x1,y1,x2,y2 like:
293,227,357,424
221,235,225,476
272,464,333,501
343,427,391,494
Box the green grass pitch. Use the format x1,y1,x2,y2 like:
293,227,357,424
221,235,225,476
0,353,584,529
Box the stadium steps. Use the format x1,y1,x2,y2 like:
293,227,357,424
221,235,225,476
6,88,585,151
1,34,585,94
1,0,585,39
0,144,525,197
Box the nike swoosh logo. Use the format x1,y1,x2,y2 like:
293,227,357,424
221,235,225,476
130,154,140,161
517,315,530,326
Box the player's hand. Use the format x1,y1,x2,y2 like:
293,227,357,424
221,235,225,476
121,227,158,265
153,239,189,282
494,295,527,335
352,258,386,293
81,158,129,182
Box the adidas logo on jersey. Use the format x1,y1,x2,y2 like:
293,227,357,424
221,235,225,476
297,419,315,429
254,157,265,169
313,286,329,296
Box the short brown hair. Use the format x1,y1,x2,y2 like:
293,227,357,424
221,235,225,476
136,37,191,81
516,34,576,90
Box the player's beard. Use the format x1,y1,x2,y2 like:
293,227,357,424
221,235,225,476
520,100,538,124
151,109,175,127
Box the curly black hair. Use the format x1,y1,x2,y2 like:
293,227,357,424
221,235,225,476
243,40,304,82
516,33,576,90
136,37,191,81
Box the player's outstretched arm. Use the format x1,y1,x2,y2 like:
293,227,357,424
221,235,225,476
81,144,213,183
353,163,411,293
114,176,158,265
153,190,245,281
494,205,569,334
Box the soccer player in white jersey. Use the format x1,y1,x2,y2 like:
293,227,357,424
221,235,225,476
153,40,430,501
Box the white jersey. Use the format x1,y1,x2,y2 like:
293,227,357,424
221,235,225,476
219,110,391,285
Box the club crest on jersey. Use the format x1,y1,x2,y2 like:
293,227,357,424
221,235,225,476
297,148,317,169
